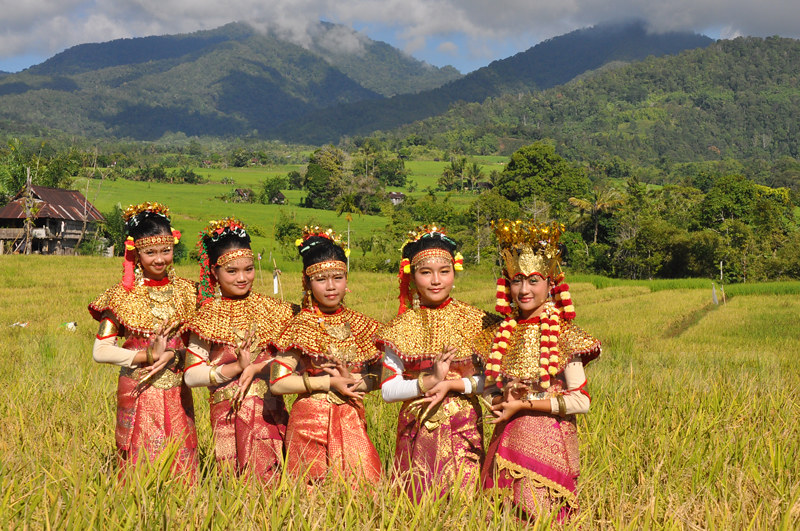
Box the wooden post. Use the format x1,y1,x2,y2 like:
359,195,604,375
23,167,33,254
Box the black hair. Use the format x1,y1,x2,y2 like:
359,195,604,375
126,211,171,240
205,230,251,266
401,232,457,263
298,236,347,272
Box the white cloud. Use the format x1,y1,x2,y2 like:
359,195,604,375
437,41,458,55
0,0,799,68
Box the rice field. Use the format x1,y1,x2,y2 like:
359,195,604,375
0,255,798,529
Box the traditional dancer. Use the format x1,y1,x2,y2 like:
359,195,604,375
89,202,198,475
479,220,601,522
375,225,500,500
182,218,296,481
264,227,383,483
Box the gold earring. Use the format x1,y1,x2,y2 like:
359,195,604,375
134,263,144,285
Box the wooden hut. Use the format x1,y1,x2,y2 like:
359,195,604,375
0,186,104,254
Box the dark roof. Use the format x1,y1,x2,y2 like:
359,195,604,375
0,185,104,222
388,191,406,199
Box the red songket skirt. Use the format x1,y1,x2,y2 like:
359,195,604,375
285,395,382,483
482,411,580,522
393,393,483,501
209,383,288,482
115,336,197,476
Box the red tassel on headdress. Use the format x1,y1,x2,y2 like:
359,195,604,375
121,237,136,292
495,277,513,315
397,259,411,315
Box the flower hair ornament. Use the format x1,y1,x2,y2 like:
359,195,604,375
196,217,251,305
485,219,575,388
121,202,181,292
397,224,463,315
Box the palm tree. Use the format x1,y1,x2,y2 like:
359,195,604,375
568,183,624,244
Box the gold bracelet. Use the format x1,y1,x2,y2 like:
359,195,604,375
467,375,478,395
557,394,567,418
146,345,155,365
417,372,429,395
302,372,313,393
209,366,218,386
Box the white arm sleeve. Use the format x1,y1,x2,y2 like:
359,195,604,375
92,335,137,368
550,360,591,415
183,335,232,388
381,347,422,403
460,373,485,394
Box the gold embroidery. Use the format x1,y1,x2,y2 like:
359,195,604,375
476,318,600,382
376,299,501,362
305,260,347,277
271,307,381,366
89,277,197,334
134,234,174,249
210,379,269,405
217,248,254,267
182,293,298,348
120,358,182,390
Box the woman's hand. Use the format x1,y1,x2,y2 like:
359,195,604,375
235,361,267,402
432,345,456,383
146,349,175,374
422,379,453,413
330,375,365,400
503,378,530,402
235,331,257,371
490,398,526,424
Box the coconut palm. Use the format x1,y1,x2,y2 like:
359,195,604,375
568,182,625,243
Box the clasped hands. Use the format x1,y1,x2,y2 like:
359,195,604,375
487,378,531,424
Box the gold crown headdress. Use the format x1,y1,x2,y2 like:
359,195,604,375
123,202,170,223
493,220,564,279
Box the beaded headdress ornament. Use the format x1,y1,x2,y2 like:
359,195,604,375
121,202,181,292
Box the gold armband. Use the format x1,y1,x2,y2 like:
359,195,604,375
270,360,293,383
302,372,313,393
467,375,478,395
556,394,567,418
209,366,218,386
146,344,155,365
417,372,429,395
97,318,118,338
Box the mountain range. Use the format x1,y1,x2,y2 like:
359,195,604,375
0,20,711,143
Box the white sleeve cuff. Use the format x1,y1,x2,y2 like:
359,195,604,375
380,348,421,403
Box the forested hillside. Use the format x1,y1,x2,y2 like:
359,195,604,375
392,37,800,162
277,21,711,143
0,22,459,140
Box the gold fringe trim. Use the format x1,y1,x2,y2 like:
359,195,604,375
494,454,578,508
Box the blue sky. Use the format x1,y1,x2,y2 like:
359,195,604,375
0,1,796,74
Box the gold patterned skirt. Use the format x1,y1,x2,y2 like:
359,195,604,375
114,339,197,477
482,411,580,522
393,393,483,501
209,380,288,482
285,394,382,484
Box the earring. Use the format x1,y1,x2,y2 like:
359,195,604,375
303,289,313,309
214,284,222,298
412,291,420,310
167,264,176,282
134,263,144,286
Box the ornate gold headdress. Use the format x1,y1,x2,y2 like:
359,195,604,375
494,220,564,279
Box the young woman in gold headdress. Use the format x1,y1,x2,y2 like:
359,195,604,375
479,220,601,522
255,227,383,484
181,218,296,481
88,202,198,475
375,225,501,500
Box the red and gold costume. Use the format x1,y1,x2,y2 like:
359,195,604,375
479,219,601,521
182,293,296,481
270,306,383,483
376,297,501,499
89,275,198,474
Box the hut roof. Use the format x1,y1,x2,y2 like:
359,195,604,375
0,186,104,222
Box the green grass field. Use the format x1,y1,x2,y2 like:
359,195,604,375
0,255,798,528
